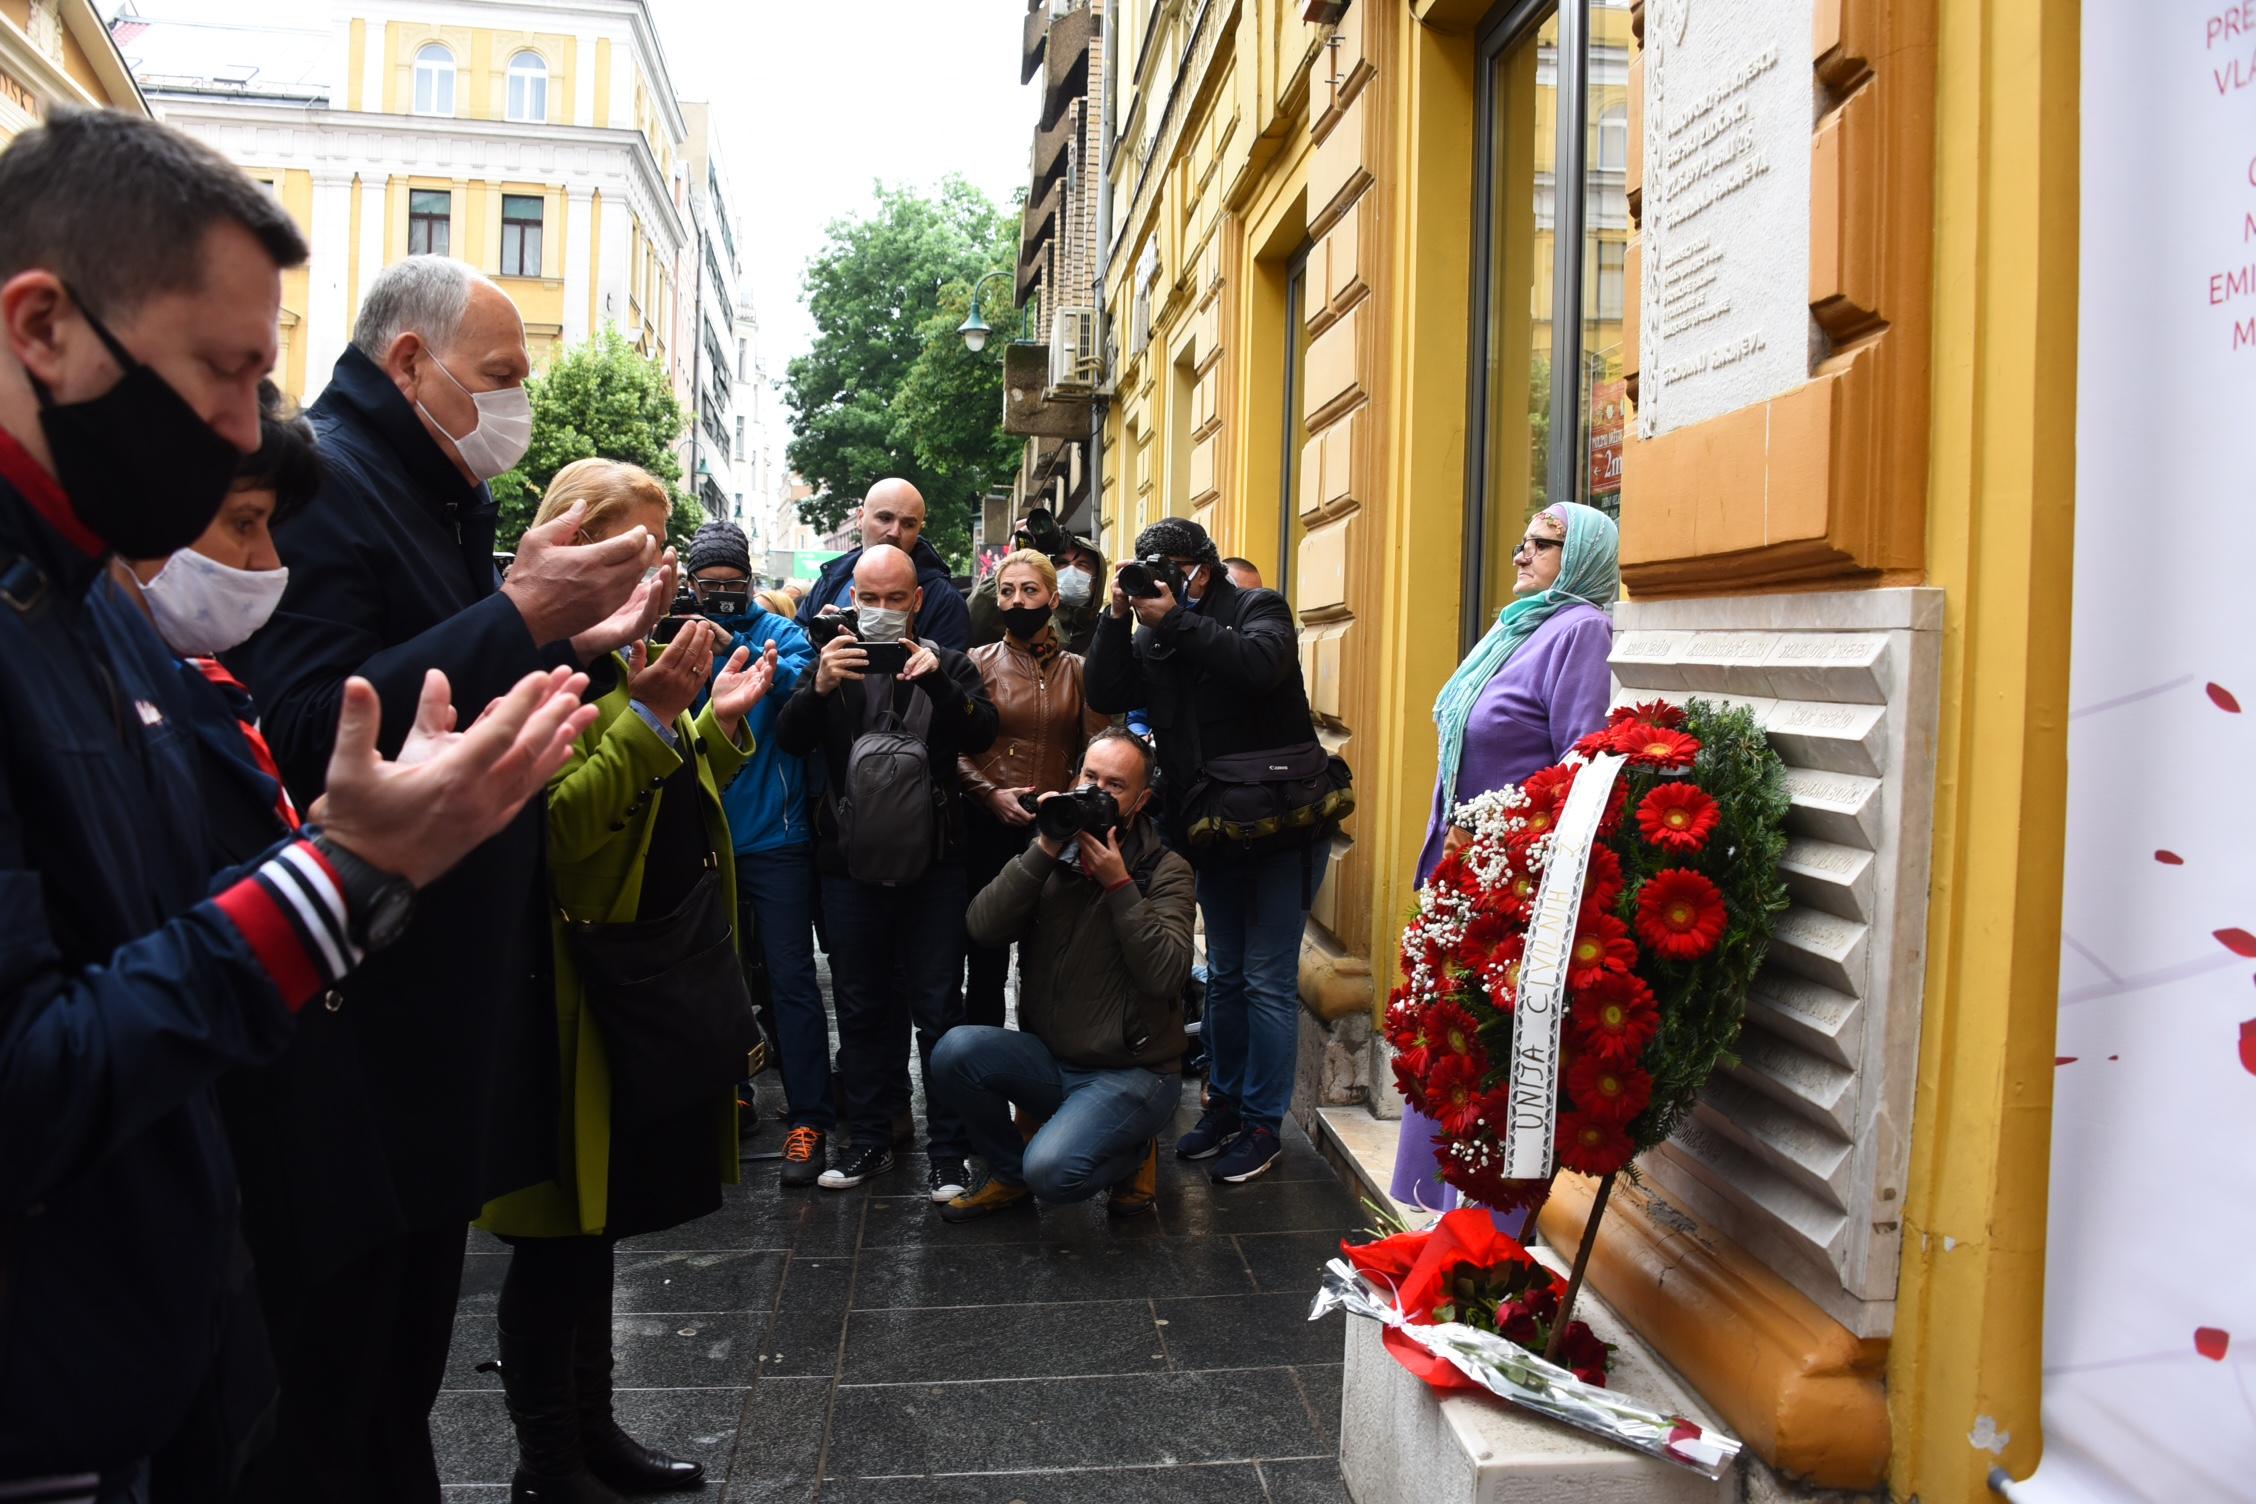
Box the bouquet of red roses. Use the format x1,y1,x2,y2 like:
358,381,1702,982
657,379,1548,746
1387,699,1789,1209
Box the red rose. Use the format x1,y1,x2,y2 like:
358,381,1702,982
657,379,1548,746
1634,869,1728,961
1635,783,1720,853
1567,972,1660,1064
1554,1320,1612,1385
1425,1054,1487,1136
1565,910,1637,990
1565,1055,1652,1123
1556,1111,1636,1175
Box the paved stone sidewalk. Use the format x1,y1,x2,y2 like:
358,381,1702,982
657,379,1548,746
438,1078,1362,1501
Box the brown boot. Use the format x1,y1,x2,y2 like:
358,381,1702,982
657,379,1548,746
1107,1139,1160,1217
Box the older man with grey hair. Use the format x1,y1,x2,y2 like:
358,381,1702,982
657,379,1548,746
228,256,673,1502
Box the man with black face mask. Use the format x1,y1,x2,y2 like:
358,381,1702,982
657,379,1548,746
0,110,600,1499
225,255,669,1499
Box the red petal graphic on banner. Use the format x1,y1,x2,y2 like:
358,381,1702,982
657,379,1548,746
2055,1056,2078,1065
2154,850,2184,865
2208,683,2242,713
2240,1020,2256,1078
2218,929,2256,958
2194,1328,2230,1361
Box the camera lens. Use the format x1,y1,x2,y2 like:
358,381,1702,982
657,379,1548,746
1035,797,1084,842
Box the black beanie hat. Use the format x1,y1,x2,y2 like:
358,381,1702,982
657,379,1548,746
685,520,751,576
1132,516,1221,567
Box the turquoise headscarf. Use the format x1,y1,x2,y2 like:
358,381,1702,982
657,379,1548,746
1432,501,1620,806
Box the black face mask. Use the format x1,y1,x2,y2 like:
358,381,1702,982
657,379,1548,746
1000,602,1055,640
26,287,241,558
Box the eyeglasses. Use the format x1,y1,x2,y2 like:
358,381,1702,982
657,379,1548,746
1514,536,1564,557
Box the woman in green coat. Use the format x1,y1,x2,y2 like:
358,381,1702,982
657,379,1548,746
478,459,781,1504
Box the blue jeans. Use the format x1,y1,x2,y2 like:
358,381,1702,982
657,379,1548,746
736,846,831,1131
821,866,969,1156
930,1026,1178,1201
1195,847,1311,1132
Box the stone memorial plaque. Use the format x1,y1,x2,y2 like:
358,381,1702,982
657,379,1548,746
1638,0,1815,438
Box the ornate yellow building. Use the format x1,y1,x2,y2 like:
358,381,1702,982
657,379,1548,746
1094,2,2077,1499
0,0,146,142
117,0,689,404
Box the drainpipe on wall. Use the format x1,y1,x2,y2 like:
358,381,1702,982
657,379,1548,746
1085,0,1115,544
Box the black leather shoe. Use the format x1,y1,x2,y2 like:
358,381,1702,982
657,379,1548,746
481,1329,626,1504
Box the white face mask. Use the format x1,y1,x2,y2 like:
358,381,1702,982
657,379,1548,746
856,604,913,643
1056,565,1093,605
418,353,533,480
140,547,289,657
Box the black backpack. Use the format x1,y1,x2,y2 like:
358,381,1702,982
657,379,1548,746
835,676,943,885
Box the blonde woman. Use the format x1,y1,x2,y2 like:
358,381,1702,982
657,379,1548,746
958,548,1108,1029
476,460,778,1501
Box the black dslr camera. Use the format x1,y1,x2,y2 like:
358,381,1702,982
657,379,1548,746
652,581,704,644
1116,556,1189,601
1018,784,1123,843
805,607,859,647
1013,507,1069,559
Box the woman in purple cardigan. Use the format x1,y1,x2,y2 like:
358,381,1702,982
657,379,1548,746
1389,500,1620,1222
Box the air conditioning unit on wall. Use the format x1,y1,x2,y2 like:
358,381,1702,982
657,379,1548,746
1050,306,1100,392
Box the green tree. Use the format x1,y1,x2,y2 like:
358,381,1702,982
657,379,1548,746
490,326,705,552
783,177,1021,566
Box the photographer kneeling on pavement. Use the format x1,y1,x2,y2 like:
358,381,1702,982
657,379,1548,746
929,728,1193,1222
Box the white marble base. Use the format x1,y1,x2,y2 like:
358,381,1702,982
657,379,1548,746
1337,1295,1736,1504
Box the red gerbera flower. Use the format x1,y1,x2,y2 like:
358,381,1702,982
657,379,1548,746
1581,844,1625,911
1462,907,1519,969
1425,1053,1487,1136
1479,932,1527,1011
1568,972,1660,1064
1609,699,1686,730
1484,867,1541,924
1572,726,1615,759
1595,777,1631,838
1556,1111,1636,1175
1426,1001,1486,1065
1393,1051,1428,1105
1636,784,1720,853
1512,765,1574,844
1565,911,1637,990
1613,725,1701,770
1635,869,1728,961
1566,1056,1652,1123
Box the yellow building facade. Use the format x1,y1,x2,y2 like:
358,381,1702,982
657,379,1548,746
1098,2,2078,1499
123,2,689,403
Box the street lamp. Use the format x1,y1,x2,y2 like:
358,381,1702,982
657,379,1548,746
957,270,1015,353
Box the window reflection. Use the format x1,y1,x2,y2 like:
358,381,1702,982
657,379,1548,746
1579,0,1632,513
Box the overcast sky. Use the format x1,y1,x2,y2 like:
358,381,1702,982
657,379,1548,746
648,0,1036,372
102,0,1037,371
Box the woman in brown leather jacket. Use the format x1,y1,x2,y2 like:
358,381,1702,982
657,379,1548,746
958,549,1110,1027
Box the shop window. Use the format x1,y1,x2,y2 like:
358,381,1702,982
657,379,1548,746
408,188,450,256
1461,0,1633,647
499,194,543,277
506,52,548,124
413,44,455,117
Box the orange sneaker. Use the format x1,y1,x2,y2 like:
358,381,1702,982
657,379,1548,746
779,1126,826,1190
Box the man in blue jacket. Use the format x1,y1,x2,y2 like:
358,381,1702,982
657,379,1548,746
796,477,968,650
679,521,834,1187
0,109,599,1500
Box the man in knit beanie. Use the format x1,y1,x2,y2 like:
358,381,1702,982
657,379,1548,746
1083,513,1325,1188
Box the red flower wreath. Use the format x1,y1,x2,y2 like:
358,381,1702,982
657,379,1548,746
1581,843,1625,911
1568,972,1660,1064
1425,1001,1487,1069
1635,783,1720,854
1556,1111,1636,1175
1566,1055,1653,1124
1635,869,1728,961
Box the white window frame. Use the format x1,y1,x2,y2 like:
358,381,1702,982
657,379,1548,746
506,51,548,123
413,44,456,117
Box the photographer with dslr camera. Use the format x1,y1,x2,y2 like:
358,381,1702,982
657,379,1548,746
1084,517,1347,1187
929,729,1192,1221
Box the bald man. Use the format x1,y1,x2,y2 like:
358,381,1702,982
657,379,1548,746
775,545,997,1198
797,477,970,650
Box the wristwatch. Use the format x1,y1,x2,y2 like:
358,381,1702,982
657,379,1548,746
307,831,417,954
